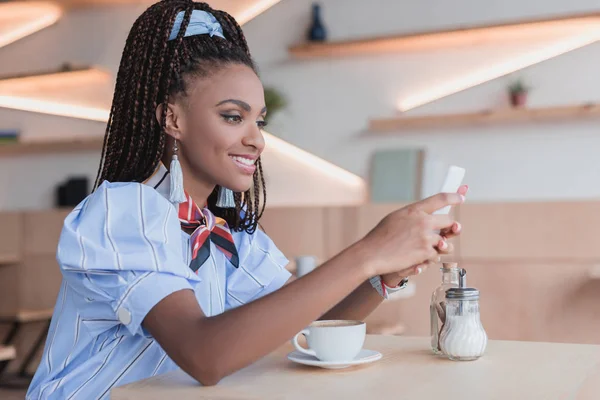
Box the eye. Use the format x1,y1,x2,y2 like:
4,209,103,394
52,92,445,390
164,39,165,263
221,114,243,124
257,120,268,129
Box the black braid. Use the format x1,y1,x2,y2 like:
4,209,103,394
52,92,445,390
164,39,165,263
94,0,264,233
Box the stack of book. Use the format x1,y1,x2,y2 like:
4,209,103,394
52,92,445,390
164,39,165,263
0,130,19,144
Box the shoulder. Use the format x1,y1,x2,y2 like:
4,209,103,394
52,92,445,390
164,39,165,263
58,181,184,272
65,180,176,230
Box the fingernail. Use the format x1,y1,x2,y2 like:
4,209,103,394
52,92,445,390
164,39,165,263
417,267,422,274
453,222,461,232
439,240,447,250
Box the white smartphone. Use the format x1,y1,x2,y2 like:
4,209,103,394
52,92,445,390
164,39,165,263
432,165,465,215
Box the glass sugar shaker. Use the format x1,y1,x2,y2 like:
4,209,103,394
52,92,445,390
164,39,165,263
430,262,460,354
438,278,488,361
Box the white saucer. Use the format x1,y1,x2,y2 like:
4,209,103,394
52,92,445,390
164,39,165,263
287,349,382,369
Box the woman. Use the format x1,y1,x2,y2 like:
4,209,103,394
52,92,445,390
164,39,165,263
27,1,466,398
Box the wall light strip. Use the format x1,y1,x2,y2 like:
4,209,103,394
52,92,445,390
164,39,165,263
398,29,600,111
0,2,62,48
0,96,109,121
236,0,283,25
264,132,366,189
0,95,364,188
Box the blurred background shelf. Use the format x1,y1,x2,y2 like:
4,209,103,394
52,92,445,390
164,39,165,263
289,12,600,59
0,138,103,157
368,104,600,132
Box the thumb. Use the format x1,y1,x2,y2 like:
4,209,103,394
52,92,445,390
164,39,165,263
411,192,465,214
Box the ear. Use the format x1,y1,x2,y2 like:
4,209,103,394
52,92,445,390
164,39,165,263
156,102,183,141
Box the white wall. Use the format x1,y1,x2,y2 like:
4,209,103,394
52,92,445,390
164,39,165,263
244,0,600,202
1,0,600,209
0,5,143,210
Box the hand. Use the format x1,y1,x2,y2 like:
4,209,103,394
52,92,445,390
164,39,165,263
358,191,465,280
379,185,468,287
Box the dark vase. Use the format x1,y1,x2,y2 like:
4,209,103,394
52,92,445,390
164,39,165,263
308,3,327,42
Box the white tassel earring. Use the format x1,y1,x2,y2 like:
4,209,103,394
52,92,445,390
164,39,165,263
216,186,235,208
169,140,187,204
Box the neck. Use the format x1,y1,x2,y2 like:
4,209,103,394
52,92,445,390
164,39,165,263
182,172,214,207
161,151,214,208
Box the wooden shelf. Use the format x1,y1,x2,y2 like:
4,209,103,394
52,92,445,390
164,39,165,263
0,309,54,323
0,255,21,265
0,138,103,157
289,12,600,59
369,104,600,132
0,66,113,118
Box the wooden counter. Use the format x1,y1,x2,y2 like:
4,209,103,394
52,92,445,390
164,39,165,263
111,335,600,399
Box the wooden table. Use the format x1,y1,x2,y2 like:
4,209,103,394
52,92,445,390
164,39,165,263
111,335,600,399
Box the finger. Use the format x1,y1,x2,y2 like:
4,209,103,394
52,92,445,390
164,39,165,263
436,240,454,255
412,192,465,214
428,255,442,264
413,261,432,276
440,222,462,238
429,233,443,247
431,215,456,230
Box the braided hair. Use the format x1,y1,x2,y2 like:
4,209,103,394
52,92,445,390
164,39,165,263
94,0,266,233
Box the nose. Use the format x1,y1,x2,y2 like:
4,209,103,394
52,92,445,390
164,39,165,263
242,123,265,154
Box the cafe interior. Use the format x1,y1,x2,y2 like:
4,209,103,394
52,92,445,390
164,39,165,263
1,0,600,398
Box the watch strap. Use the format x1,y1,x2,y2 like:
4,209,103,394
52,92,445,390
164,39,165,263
369,276,409,299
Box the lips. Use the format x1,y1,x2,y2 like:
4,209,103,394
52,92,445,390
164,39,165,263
230,155,256,174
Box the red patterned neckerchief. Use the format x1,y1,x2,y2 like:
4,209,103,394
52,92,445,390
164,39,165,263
178,193,239,273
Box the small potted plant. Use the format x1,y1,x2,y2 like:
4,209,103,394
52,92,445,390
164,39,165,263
264,87,287,124
507,79,530,108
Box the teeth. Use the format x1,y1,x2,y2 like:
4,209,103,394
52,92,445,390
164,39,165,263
231,156,255,166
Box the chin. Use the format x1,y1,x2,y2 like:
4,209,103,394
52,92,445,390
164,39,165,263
224,178,254,193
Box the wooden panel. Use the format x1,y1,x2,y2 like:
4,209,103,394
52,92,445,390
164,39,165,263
459,261,528,341
517,261,600,344
322,206,358,258
368,259,600,344
0,212,22,264
260,207,328,265
369,104,600,132
0,309,54,323
18,255,62,311
459,201,600,260
0,138,103,157
289,12,600,59
23,210,70,255
0,264,19,315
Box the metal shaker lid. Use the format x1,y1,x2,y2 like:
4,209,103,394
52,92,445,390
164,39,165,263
445,287,480,300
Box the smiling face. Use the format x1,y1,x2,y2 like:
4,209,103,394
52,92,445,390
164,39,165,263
161,63,266,195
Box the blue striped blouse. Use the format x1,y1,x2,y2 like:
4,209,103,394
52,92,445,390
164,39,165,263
26,165,291,399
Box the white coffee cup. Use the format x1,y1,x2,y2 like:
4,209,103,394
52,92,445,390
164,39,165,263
291,320,366,362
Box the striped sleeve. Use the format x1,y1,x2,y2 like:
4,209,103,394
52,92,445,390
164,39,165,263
57,181,201,336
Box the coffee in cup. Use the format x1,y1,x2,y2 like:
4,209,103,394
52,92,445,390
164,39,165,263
291,320,366,362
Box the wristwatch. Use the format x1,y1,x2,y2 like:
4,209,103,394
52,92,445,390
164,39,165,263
369,276,409,300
